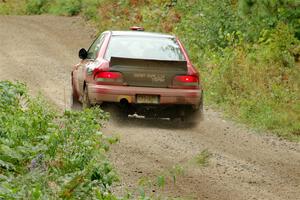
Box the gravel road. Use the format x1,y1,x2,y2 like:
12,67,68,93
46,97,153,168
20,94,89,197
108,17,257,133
0,16,299,200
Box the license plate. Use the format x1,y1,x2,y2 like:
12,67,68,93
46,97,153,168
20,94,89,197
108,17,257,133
136,95,159,104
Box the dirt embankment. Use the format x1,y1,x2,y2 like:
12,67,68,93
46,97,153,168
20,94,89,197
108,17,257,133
0,16,299,200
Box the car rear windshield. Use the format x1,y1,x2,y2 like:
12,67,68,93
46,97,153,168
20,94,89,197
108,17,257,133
105,36,186,61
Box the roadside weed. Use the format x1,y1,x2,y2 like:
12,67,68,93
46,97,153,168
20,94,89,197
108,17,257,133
195,149,211,167
0,81,117,199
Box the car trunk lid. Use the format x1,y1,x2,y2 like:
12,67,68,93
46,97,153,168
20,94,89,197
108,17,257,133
109,57,187,88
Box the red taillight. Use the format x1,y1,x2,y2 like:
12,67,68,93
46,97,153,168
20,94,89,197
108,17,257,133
130,26,144,31
175,75,198,83
172,75,199,89
95,72,123,85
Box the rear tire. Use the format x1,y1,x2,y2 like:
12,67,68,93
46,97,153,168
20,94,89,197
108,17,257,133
82,87,91,109
70,76,81,110
182,93,204,125
71,91,81,111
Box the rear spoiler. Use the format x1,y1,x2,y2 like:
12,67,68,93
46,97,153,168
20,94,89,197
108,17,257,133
110,57,187,72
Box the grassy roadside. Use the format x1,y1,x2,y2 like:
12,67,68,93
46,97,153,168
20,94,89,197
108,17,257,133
0,81,120,199
1,0,299,141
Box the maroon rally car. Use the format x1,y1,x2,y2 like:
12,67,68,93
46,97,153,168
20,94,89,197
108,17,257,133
71,28,203,121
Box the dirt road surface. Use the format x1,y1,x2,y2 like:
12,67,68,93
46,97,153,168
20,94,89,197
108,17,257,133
0,16,299,200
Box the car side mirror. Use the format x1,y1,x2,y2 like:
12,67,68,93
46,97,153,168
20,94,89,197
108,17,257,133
79,48,88,59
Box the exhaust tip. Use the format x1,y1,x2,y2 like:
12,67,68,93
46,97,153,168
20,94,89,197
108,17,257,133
120,98,129,107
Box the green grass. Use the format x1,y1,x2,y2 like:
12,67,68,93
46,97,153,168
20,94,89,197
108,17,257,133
0,0,26,14
195,149,211,167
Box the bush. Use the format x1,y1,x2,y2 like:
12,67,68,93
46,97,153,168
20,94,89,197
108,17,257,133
50,0,82,16
204,23,300,140
26,0,49,14
0,81,120,199
0,0,26,15
82,0,102,21
0,2,10,14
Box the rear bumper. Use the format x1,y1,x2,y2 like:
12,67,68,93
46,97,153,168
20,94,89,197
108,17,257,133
88,84,202,107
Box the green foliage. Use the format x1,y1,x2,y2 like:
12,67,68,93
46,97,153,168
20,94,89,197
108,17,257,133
49,0,82,16
0,2,10,14
195,149,211,167
45,0,102,18
81,0,102,21
13,0,102,17
25,0,49,14
168,164,184,184
176,0,242,50
0,81,120,199
135,164,184,199
157,176,165,188
238,0,300,39
0,0,26,15
205,23,300,140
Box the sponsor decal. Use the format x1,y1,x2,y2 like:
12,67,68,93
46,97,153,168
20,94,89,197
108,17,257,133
133,73,166,82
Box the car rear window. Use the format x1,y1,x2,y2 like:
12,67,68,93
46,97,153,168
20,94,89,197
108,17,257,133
105,36,186,61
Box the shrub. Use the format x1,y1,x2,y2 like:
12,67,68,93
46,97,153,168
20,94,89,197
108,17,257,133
0,0,26,15
0,2,10,14
26,0,49,14
204,23,300,140
50,0,82,16
82,0,102,21
0,81,120,199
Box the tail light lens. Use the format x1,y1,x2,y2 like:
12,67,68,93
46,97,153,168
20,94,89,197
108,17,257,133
94,72,123,85
172,75,199,89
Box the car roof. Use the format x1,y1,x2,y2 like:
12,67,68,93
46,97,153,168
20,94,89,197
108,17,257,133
110,31,175,38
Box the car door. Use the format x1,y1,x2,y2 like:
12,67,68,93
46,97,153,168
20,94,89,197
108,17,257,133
74,33,107,97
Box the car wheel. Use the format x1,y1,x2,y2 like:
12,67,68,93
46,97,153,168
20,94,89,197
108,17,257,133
197,92,204,120
181,108,200,126
82,87,91,109
70,76,81,110
182,93,204,125
71,89,81,110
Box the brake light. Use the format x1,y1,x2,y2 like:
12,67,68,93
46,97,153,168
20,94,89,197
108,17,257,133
130,26,144,31
95,72,123,85
172,75,199,89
